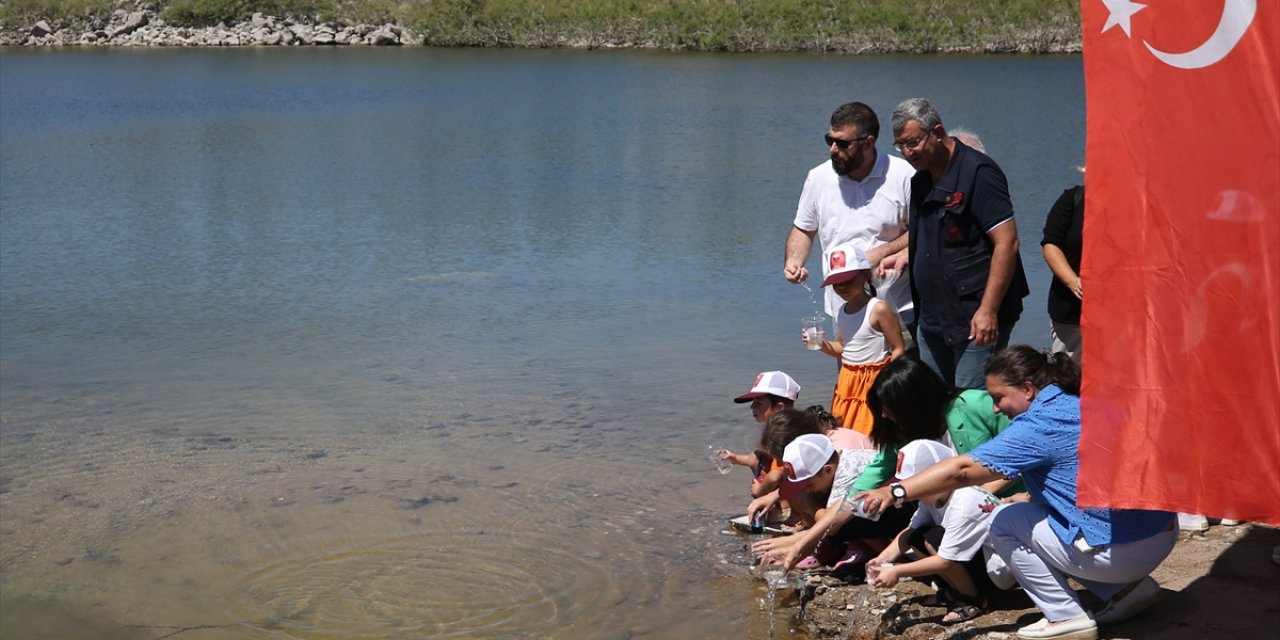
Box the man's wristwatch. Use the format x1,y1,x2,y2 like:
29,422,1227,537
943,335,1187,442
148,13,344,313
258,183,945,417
889,482,908,507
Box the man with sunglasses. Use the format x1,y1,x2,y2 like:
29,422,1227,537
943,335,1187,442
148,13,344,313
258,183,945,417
785,102,915,330
890,98,1029,388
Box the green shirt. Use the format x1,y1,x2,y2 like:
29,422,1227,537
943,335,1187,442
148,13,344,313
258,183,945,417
848,389,1011,494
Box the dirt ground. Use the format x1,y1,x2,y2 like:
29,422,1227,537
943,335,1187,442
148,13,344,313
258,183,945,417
791,522,1280,639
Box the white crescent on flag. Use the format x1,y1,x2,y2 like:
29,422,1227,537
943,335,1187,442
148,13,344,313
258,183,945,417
1142,0,1257,69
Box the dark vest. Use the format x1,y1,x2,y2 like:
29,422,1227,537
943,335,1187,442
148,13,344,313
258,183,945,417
908,142,1029,344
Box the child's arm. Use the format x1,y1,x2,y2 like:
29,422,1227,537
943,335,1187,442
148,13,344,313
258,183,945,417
818,338,844,359
802,326,844,359
870,301,907,361
747,490,781,524
871,554,956,588
752,467,785,497
870,526,913,566
722,449,758,468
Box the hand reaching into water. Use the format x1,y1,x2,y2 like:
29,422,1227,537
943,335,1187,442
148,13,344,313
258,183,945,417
752,533,805,571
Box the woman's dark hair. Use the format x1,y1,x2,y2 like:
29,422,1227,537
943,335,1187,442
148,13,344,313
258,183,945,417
865,356,958,449
985,346,1081,396
760,408,820,461
988,345,1080,394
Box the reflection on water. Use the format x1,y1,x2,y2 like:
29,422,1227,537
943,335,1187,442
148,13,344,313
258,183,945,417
1,47,1083,638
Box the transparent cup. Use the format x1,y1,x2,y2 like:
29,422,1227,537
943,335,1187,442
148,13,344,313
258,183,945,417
841,497,882,521
866,561,893,585
707,445,732,474
802,315,826,351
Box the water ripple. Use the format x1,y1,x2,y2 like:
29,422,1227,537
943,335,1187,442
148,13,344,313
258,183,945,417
225,528,629,639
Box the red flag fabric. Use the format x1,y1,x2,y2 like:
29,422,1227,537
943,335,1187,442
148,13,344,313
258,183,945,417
1079,0,1280,524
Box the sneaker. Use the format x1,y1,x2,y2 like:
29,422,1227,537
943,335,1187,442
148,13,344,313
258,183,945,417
1095,577,1163,625
1177,513,1208,531
1016,613,1097,640
831,546,866,571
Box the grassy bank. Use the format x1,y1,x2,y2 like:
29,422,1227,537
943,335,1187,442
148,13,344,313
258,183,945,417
0,0,1081,52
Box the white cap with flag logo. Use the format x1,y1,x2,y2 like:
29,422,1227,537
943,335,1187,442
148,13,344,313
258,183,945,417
895,439,957,480
733,371,801,403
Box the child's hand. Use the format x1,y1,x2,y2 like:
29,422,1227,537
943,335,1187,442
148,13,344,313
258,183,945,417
747,494,779,523
869,562,899,588
1002,491,1031,504
753,535,802,571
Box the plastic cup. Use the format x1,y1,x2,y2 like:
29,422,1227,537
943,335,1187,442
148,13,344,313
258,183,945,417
866,562,893,584
707,445,732,474
802,315,826,350
842,497,882,521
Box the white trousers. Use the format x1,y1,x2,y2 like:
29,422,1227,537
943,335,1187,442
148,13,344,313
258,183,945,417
989,502,1177,621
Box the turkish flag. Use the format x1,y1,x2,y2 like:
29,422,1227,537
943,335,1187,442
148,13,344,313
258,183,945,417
1079,0,1279,524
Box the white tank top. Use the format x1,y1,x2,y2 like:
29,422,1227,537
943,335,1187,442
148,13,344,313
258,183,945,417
836,296,891,366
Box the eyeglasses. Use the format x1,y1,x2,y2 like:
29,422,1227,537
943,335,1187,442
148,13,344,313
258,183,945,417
825,133,869,150
893,133,930,153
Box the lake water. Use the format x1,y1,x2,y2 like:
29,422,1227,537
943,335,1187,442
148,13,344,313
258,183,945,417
0,47,1083,639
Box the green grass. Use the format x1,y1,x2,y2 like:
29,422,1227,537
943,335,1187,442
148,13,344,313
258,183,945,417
0,0,113,29
3,0,1081,52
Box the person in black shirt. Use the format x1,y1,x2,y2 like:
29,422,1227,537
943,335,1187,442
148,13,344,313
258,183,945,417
1041,178,1084,363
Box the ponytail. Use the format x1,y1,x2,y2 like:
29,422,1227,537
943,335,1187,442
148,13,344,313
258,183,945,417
985,345,1081,396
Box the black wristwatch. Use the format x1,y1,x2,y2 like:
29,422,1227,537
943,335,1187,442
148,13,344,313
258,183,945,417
890,482,908,507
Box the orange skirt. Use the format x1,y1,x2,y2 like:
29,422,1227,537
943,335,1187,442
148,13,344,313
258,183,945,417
830,358,891,436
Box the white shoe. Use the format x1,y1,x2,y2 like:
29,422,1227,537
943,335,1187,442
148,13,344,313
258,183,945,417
1177,513,1208,531
1016,613,1098,640
1095,577,1163,625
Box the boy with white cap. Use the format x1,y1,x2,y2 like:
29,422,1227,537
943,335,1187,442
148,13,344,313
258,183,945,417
719,371,802,498
865,439,1012,625
749,433,876,563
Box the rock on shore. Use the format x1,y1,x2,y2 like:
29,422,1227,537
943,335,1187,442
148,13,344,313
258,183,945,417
0,8,419,47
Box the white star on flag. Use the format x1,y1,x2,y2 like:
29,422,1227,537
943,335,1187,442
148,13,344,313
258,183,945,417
1101,0,1147,36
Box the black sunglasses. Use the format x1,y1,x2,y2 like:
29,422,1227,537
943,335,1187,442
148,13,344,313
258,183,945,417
825,133,870,150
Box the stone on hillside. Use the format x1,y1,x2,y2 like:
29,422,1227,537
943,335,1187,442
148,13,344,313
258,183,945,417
399,27,421,45
109,11,148,38
31,21,52,37
251,13,269,28
370,28,399,46
262,31,282,45
313,32,335,45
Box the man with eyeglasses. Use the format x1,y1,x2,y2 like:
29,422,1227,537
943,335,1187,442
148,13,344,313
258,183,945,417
784,102,915,332
890,98,1029,388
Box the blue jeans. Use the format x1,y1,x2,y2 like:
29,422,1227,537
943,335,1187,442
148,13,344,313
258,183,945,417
918,324,1013,389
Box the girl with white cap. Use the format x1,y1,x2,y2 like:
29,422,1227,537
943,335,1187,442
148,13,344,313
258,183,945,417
810,241,906,436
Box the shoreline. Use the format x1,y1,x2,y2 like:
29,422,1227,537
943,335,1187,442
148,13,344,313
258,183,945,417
1,8,1082,52
791,521,1280,639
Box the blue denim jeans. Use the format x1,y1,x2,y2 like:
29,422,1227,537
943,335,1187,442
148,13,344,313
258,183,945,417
917,324,1013,389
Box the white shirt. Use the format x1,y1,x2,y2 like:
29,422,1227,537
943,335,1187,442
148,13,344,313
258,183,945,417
794,151,913,318
907,487,1014,588
828,448,877,509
